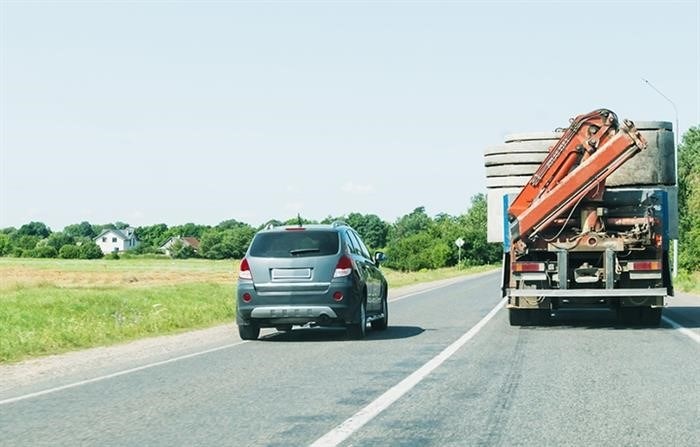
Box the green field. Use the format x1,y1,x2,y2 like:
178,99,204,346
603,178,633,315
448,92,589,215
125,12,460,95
0,257,492,363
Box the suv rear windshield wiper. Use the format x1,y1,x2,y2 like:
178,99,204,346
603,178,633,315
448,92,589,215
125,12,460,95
289,248,321,256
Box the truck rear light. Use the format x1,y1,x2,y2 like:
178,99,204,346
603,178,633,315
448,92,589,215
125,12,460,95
513,262,545,272
333,255,353,277
242,292,252,303
628,261,661,271
333,291,344,301
238,258,252,280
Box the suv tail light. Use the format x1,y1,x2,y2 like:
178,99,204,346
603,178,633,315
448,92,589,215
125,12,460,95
333,255,353,278
238,258,252,280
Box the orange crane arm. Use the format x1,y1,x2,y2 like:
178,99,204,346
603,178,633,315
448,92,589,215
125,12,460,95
507,109,647,243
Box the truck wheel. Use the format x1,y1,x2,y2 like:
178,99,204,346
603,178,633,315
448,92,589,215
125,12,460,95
640,307,662,327
509,309,529,326
239,323,260,340
510,309,549,326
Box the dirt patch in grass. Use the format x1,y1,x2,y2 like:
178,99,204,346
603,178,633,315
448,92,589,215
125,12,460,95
1,266,234,289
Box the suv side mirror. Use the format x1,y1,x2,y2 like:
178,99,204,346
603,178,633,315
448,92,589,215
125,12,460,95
374,251,386,265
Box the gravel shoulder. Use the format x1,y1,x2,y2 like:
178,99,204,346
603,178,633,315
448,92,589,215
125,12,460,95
0,271,495,394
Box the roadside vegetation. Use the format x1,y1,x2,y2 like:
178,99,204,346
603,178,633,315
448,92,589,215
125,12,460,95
1,128,697,363
677,126,700,292
0,258,494,363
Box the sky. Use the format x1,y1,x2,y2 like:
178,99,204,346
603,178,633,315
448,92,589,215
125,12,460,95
1,0,698,231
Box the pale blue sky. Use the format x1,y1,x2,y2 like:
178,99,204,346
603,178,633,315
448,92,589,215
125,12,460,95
1,0,698,230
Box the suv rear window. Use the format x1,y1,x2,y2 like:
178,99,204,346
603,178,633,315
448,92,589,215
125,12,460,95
249,231,340,258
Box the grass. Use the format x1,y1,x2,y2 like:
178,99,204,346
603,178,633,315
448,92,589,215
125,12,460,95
676,270,700,295
0,257,493,363
382,264,497,288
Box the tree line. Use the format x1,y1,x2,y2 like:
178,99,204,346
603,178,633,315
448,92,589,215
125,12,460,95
2,124,697,273
678,126,700,271
0,195,502,270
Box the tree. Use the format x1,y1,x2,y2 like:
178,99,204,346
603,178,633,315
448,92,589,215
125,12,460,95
45,232,74,251
12,235,40,250
136,223,169,248
459,194,502,265
216,219,249,230
17,221,50,238
63,221,96,239
168,240,197,259
389,207,434,241
384,233,450,271
345,213,389,250
0,233,10,256
678,127,700,270
200,225,256,259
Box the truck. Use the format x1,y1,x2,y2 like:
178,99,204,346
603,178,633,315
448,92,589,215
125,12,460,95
486,109,676,326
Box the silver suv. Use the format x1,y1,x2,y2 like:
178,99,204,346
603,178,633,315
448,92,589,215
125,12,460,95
236,222,388,340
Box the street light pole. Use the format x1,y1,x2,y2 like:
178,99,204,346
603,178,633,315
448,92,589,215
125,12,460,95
642,78,679,278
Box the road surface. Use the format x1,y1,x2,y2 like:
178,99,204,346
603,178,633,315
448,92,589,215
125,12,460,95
1,272,698,446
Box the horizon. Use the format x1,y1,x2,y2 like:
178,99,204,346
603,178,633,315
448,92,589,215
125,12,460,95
2,1,698,231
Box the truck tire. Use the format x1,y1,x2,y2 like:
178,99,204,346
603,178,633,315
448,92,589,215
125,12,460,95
640,307,662,327
617,306,661,326
509,309,550,326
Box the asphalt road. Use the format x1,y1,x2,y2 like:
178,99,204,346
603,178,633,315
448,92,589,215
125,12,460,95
1,272,698,446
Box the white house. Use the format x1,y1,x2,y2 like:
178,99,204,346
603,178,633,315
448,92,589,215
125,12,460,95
160,236,200,256
94,227,139,254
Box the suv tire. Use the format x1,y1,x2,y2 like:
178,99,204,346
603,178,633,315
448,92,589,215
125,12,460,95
371,291,389,331
347,300,367,339
239,323,260,340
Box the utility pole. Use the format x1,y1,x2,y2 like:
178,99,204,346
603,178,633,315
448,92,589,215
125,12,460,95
642,78,679,277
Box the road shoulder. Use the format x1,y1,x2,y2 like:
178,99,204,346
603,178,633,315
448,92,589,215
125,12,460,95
0,270,497,394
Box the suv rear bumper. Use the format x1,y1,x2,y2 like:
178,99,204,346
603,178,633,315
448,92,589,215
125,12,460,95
236,280,361,327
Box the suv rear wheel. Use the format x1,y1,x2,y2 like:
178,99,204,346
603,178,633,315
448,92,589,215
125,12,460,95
371,291,389,331
239,323,260,340
347,300,367,339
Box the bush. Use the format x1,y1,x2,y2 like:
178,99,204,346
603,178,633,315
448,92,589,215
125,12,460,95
79,242,104,259
33,245,58,258
385,233,450,271
106,252,120,260
59,245,81,259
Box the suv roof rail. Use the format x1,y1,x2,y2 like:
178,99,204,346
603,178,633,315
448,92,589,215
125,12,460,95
331,220,349,228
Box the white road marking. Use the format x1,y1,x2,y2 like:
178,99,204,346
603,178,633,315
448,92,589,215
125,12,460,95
662,315,700,344
310,297,507,447
389,270,497,303
0,341,249,406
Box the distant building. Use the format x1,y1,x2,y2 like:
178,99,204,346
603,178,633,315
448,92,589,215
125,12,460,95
94,227,139,254
160,236,201,256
